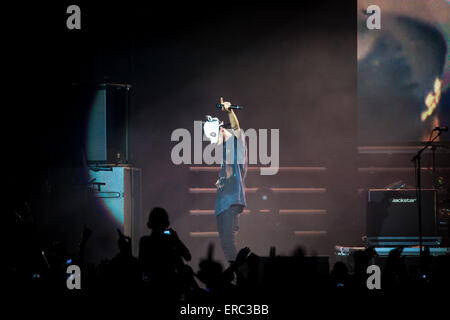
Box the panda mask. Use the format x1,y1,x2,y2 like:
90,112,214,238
203,115,223,144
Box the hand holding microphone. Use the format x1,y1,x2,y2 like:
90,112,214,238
216,97,243,111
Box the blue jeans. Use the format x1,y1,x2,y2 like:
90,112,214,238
216,205,242,261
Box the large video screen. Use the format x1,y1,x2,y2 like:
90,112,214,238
357,0,449,145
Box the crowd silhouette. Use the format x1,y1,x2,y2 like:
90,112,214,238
6,202,450,305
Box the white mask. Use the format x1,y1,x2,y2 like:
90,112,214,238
203,115,223,144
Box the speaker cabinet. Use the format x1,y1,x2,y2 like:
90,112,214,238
89,165,143,256
80,83,132,164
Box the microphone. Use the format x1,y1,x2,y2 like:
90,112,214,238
433,126,448,132
216,104,243,110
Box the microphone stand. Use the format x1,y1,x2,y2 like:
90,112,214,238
411,129,443,276
431,144,436,189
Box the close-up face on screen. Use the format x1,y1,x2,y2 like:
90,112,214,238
357,0,449,145
5,0,450,315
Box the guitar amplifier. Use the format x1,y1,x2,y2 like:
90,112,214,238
366,189,439,246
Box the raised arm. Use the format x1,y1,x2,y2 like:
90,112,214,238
220,97,241,138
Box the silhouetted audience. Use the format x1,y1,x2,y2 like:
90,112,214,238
98,229,140,291
195,244,250,301
5,202,450,304
138,207,192,298
329,261,351,290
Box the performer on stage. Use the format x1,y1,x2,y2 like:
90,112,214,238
204,97,247,263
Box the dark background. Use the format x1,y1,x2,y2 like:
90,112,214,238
7,1,365,267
